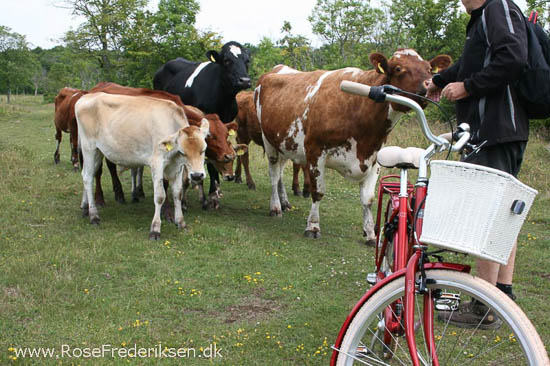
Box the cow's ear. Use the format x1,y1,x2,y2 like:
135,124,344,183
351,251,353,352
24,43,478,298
429,55,452,74
225,121,238,136
234,143,248,156
370,53,389,75
159,131,180,153
206,50,221,64
199,118,210,138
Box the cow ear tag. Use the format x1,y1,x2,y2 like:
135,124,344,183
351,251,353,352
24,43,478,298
377,63,385,74
433,66,439,74
165,142,173,152
210,54,216,62
229,129,236,137
236,148,245,156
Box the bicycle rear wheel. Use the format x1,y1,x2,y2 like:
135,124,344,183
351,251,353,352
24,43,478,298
335,270,549,365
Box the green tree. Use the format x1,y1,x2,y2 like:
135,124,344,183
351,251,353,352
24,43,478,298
278,21,314,71
387,0,465,60
0,26,36,103
58,0,148,81
247,37,285,83
308,0,382,66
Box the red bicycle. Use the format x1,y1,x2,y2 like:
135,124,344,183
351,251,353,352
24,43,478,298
331,81,549,365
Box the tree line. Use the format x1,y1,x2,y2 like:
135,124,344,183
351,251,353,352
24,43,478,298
1,0,549,105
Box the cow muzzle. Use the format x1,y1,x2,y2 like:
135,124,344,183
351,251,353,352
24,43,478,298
237,77,251,88
190,172,205,182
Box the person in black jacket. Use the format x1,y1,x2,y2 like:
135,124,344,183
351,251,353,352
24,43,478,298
427,0,528,329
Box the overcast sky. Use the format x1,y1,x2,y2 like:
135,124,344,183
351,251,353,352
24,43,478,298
0,0,528,49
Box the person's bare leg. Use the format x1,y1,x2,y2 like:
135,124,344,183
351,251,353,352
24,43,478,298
496,242,517,285
476,259,499,285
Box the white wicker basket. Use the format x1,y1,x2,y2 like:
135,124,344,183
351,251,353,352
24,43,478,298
420,160,538,264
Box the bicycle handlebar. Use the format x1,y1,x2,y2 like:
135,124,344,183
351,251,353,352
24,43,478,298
340,80,470,152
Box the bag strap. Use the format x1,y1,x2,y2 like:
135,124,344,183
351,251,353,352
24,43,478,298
528,10,538,24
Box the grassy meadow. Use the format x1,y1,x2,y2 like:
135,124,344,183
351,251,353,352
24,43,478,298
0,95,549,365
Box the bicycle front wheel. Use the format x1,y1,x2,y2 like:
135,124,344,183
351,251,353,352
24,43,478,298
335,269,549,365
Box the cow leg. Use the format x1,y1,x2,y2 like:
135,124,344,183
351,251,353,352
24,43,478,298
292,163,302,196
131,168,140,203
94,160,105,207
241,148,256,190
277,164,291,211
170,168,186,230
197,181,208,209
206,163,221,210
263,139,285,217
69,128,79,171
182,173,190,213
54,128,62,164
304,156,326,239
235,155,243,184
301,165,311,198
81,148,102,225
360,165,380,246
106,159,125,204
137,166,145,198
160,179,175,223
149,164,166,240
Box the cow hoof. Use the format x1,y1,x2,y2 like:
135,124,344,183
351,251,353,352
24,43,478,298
138,188,145,199
293,189,302,197
365,239,376,247
269,210,282,217
90,217,100,226
176,222,187,230
81,207,89,217
281,201,292,211
115,195,126,204
132,196,140,203
96,199,105,208
304,230,320,239
234,176,243,184
302,189,310,198
201,200,210,210
149,231,161,240
54,155,60,164
247,182,256,190
73,165,79,172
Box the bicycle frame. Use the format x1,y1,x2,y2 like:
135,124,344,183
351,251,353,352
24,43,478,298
332,81,473,366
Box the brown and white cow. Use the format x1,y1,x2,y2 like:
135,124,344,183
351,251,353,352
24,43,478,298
75,93,209,240
255,50,451,243
234,90,310,196
53,87,88,170
88,82,246,209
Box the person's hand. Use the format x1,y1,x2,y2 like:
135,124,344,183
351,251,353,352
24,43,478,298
442,82,469,101
426,79,442,102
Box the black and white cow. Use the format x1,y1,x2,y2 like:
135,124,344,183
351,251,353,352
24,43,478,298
153,41,251,206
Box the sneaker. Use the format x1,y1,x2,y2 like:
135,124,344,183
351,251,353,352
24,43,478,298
437,301,502,330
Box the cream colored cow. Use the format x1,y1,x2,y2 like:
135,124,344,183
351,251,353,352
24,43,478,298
75,92,209,240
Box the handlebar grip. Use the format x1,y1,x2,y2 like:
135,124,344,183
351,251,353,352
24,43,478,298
340,80,372,97
439,132,453,143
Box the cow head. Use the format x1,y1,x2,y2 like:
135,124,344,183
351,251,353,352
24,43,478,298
370,49,452,111
160,120,210,183
205,119,248,181
207,41,251,93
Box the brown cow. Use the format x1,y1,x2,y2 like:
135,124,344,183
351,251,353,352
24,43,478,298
256,50,451,243
234,90,310,196
89,82,246,209
53,87,88,170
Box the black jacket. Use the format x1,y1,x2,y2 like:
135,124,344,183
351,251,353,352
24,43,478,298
433,0,529,146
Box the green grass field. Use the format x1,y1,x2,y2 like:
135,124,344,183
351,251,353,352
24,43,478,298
1,96,549,365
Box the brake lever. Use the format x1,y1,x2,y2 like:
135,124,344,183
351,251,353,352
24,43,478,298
462,140,487,160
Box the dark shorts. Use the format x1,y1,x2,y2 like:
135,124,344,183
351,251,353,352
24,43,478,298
461,141,527,177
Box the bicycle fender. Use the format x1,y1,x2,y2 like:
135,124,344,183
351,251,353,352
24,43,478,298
330,262,470,365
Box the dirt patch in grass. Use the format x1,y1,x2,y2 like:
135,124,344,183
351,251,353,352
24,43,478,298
221,288,284,324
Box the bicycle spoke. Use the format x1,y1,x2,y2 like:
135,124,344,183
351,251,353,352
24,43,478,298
415,295,430,365
365,323,408,366
451,306,492,365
